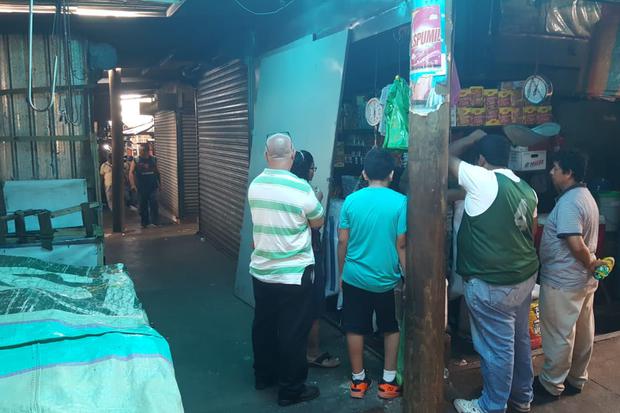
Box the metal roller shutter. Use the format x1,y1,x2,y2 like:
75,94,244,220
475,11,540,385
197,60,249,257
180,109,198,219
154,110,179,219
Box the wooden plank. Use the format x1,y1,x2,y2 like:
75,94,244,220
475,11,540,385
14,211,27,244
37,210,54,250
403,1,453,412
0,220,6,245
0,84,95,97
50,202,99,219
80,202,94,237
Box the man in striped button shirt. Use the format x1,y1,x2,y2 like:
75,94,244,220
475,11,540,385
249,133,325,407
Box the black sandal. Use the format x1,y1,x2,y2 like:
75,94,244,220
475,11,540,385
307,352,341,368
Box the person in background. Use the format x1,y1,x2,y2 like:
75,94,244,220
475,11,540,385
100,152,113,211
290,150,341,369
124,147,138,211
248,134,324,407
338,148,407,400
129,143,160,228
534,150,605,403
449,131,539,413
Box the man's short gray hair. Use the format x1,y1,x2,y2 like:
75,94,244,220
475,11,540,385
266,133,293,159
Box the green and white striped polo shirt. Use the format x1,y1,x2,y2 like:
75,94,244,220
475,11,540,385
248,168,324,285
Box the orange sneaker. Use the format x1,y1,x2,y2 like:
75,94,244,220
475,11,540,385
378,379,402,399
350,377,372,399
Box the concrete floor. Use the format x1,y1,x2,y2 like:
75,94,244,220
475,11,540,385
104,217,401,413
104,213,620,413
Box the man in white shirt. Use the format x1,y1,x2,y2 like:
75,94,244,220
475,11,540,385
99,153,113,211
450,131,539,413
248,133,324,407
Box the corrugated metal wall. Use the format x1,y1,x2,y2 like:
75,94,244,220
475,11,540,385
197,60,249,257
153,110,179,219
0,34,94,200
180,109,198,218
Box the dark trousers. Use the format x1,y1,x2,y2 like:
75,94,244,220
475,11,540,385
252,267,313,400
138,189,159,226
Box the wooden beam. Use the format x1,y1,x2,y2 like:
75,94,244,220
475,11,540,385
14,211,27,244
80,202,95,238
50,202,99,219
404,1,453,411
109,68,125,233
0,135,91,142
37,211,54,251
0,84,95,97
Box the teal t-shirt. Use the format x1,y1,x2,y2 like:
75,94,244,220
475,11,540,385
339,187,407,293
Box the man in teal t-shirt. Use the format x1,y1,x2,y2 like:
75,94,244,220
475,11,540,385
338,148,407,400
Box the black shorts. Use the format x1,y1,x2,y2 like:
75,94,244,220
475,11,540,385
342,282,399,335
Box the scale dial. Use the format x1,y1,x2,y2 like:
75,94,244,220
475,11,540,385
524,75,553,105
365,98,383,127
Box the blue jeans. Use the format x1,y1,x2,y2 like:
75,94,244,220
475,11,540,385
464,275,536,413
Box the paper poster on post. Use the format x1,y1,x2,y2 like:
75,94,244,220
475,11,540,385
410,0,447,115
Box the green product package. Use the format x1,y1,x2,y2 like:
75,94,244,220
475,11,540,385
383,76,410,151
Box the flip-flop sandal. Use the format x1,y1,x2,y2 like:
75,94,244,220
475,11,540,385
307,352,341,368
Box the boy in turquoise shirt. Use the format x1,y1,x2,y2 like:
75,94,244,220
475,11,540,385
338,148,407,400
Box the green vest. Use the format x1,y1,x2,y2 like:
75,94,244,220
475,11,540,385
457,173,539,285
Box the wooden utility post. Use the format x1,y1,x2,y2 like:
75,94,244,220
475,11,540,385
108,68,124,233
404,1,453,412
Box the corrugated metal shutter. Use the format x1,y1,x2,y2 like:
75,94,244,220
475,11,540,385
180,109,198,219
0,34,96,202
197,60,249,257
154,111,179,219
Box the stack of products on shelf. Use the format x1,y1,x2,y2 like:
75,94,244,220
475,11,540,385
336,94,380,170
333,141,345,168
338,96,374,131
455,81,553,127
343,133,372,167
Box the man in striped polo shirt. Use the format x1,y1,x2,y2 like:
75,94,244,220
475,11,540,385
248,133,325,407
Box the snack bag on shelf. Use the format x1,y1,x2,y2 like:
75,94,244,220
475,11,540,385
485,108,500,125
499,107,513,125
524,106,538,125
457,108,473,126
512,107,523,124
484,89,499,110
458,89,472,107
536,106,553,124
498,90,512,107
471,108,486,126
511,88,524,107
470,86,484,107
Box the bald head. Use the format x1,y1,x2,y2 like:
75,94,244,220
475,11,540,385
266,134,293,158
265,133,295,169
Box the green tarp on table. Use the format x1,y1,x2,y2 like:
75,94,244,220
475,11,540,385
0,255,184,413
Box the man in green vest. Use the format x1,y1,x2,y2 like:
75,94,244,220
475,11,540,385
449,131,539,413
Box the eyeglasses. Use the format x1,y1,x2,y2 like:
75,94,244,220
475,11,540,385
311,166,317,171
